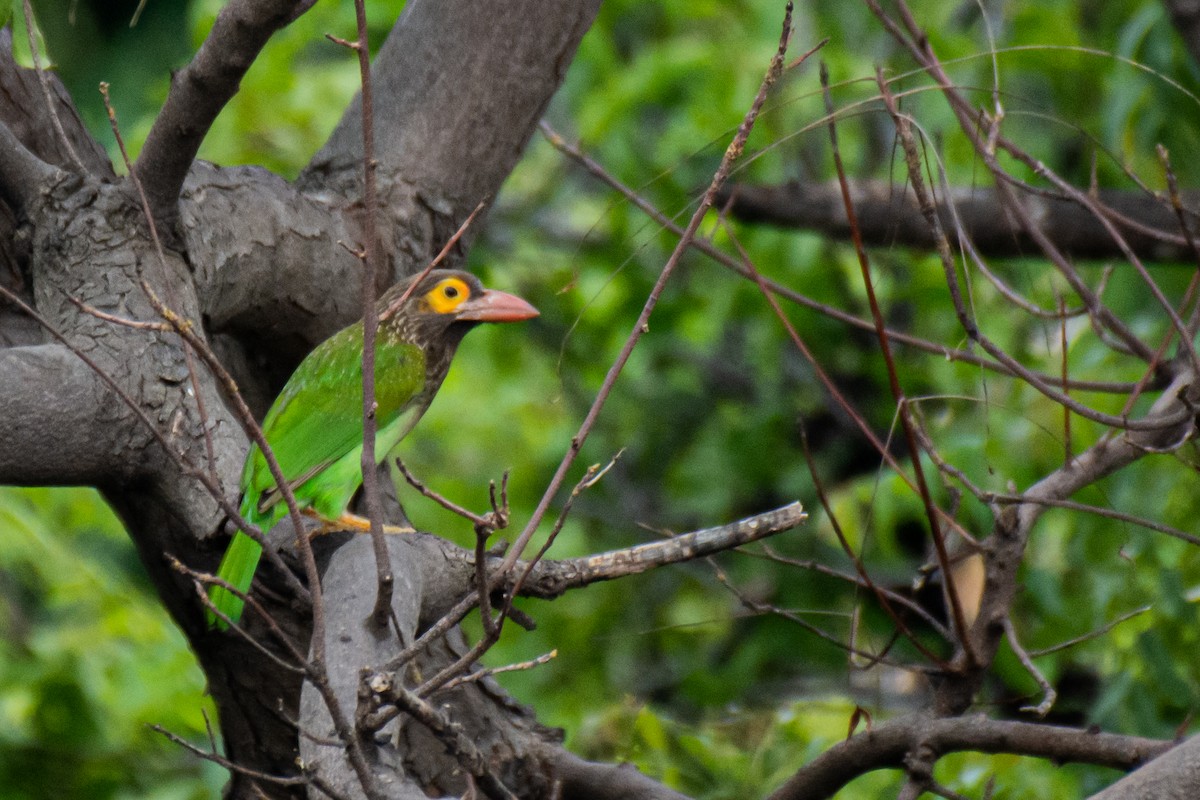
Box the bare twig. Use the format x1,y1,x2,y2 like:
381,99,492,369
395,460,509,532
500,3,796,578
99,83,220,496
538,124,1138,395
1004,618,1056,717
415,455,625,697
380,201,488,319
150,724,316,790
509,502,807,596
439,650,557,692
344,0,392,631
847,66,974,663
766,712,1171,800
168,557,309,673
711,555,911,667
1028,606,1152,658
383,500,806,682
797,423,948,663
756,545,952,640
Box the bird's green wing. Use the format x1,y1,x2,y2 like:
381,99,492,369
207,326,426,627
245,325,427,517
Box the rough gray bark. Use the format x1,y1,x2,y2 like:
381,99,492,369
0,2,658,797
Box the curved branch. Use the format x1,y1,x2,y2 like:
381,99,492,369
546,751,693,800
135,0,306,234
766,712,1172,800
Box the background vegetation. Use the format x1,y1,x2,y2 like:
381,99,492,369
4,0,1200,797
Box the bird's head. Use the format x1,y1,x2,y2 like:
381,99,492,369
379,269,539,348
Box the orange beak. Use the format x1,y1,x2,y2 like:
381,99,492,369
456,289,539,323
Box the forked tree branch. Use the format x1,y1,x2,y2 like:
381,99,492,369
135,0,306,234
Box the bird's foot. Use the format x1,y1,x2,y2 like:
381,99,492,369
304,510,415,537
334,511,415,535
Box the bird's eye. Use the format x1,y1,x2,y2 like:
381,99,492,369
425,277,470,313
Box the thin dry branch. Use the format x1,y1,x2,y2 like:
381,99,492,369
150,724,318,791
414,498,804,700
438,650,557,692
854,67,974,664
382,501,806,678
1004,618,1055,717
0,27,112,178
514,501,807,597
344,0,392,631
867,0,1165,370
710,556,912,668
1028,605,1151,658
538,123,1139,396
861,69,1184,435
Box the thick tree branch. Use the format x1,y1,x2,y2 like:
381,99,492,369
544,751,693,800
767,713,1172,800
0,344,115,485
304,527,710,800
719,179,1200,262
180,163,366,386
301,0,602,275
135,0,304,235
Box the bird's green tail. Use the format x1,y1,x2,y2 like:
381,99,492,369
206,531,263,629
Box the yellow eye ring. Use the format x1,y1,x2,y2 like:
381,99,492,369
425,277,470,314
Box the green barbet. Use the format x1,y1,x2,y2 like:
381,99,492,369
207,269,538,627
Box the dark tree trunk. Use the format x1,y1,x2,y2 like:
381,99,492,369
0,2,691,797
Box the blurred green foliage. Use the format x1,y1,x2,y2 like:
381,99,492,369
0,487,222,799
7,0,1200,797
